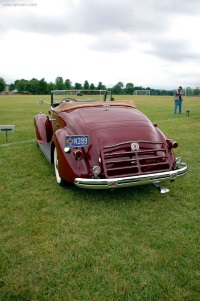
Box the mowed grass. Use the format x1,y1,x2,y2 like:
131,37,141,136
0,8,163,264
0,95,200,301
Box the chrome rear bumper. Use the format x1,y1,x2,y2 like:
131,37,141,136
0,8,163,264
74,164,188,190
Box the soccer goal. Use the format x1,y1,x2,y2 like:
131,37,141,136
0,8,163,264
133,90,150,96
184,88,193,97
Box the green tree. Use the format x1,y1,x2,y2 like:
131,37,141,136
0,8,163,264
38,78,48,94
74,82,82,90
97,82,106,90
9,79,20,92
90,83,95,90
29,78,39,94
193,87,200,96
55,77,65,90
9,83,16,92
83,80,90,90
47,82,56,94
16,79,28,93
134,86,144,91
65,79,72,90
112,82,124,94
125,83,134,95
0,77,6,92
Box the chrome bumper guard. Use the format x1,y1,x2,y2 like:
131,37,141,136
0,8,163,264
74,164,188,190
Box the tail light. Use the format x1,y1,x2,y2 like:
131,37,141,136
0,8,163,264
73,149,83,160
167,139,178,149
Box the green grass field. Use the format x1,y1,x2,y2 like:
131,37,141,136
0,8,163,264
0,95,200,301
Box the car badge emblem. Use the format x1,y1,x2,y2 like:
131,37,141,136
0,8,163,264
131,142,139,151
67,138,73,144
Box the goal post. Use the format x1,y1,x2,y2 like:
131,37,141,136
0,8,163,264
133,90,150,96
185,87,193,97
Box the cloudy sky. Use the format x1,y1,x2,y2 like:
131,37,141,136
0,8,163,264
0,0,200,89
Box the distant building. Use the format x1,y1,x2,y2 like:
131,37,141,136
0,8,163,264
0,85,10,94
0,86,31,95
11,89,19,94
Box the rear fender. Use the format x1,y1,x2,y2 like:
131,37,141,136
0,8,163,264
53,129,89,183
34,113,53,143
155,126,175,164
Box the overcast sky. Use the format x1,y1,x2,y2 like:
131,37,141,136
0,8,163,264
1,0,200,89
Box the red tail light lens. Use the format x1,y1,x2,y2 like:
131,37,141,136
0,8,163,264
73,149,83,160
167,140,178,149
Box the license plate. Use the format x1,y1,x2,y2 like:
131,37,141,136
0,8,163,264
66,135,89,147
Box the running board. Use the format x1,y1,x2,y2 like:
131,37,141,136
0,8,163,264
38,142,51,163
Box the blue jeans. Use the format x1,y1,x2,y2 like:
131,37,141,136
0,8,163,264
174,100,182,114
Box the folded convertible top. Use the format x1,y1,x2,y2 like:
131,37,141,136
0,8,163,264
53,100,136,112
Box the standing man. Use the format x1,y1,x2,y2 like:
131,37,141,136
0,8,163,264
174,86,183,114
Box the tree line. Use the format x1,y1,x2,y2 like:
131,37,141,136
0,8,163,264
0,76,200,96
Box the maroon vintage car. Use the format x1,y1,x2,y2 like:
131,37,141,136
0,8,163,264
34,90,187,193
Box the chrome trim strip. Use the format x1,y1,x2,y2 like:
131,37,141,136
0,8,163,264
74,164,188,190
104,140,163,149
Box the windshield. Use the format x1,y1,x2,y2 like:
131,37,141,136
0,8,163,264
51,89,112,105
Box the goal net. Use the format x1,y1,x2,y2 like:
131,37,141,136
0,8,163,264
184,88,192,97
133,90,150,96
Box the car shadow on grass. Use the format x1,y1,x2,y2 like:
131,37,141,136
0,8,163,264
63,182,173,205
